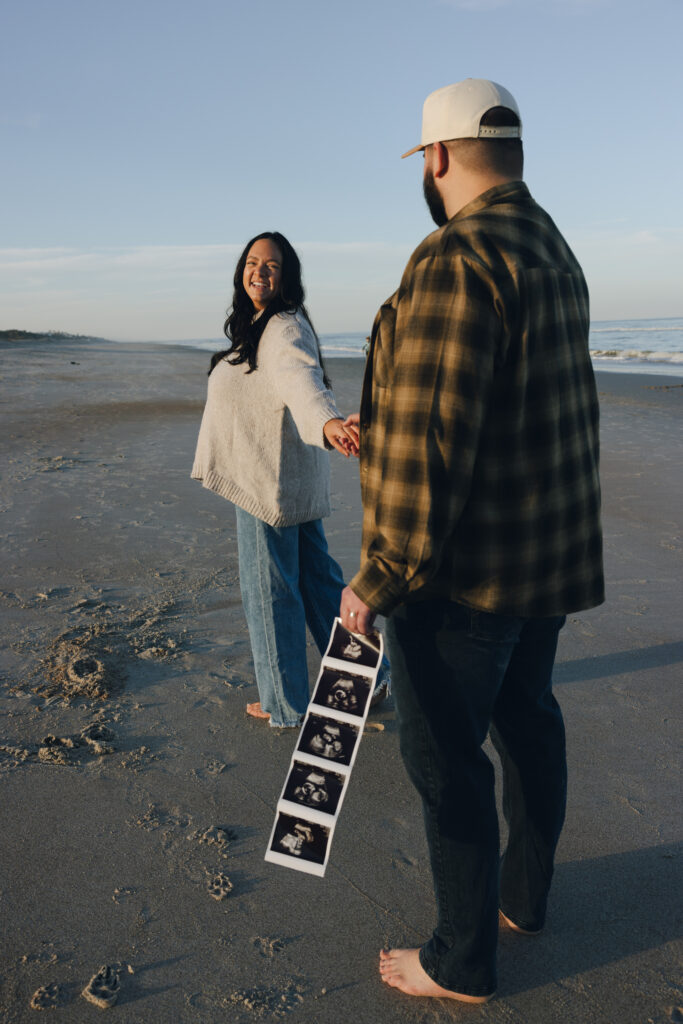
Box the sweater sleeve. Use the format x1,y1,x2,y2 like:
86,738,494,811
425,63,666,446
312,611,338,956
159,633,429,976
260,313,341,448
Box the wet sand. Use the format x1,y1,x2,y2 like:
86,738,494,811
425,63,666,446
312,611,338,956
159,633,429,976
0,338,681,1023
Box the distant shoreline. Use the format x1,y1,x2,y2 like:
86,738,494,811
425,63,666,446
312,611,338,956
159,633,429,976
2,325,682,377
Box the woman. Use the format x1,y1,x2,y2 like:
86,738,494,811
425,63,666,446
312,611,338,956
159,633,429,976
192,231,361,727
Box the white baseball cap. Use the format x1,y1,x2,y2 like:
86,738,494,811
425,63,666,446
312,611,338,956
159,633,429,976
401,78,522,159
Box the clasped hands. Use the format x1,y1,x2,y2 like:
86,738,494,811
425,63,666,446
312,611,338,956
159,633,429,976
323,413,360,458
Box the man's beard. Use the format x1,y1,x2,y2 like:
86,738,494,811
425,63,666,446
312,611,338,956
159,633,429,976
423,169,448,227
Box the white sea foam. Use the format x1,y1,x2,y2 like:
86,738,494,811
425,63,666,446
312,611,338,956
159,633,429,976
587,318,683,373
590,350,683,363
588,318,683,371
591,326,682,334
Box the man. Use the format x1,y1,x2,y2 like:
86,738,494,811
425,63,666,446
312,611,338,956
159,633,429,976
340,78,604,1003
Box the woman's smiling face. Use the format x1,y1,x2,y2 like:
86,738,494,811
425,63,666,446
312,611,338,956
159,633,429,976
242,238,283,311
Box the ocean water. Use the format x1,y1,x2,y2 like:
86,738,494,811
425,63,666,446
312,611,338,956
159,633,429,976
176,317,683,376
588,317,683,375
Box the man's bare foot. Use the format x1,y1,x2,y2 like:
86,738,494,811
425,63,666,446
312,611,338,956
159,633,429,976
499,910,542,936
378,948,493,1003
246,702,270,720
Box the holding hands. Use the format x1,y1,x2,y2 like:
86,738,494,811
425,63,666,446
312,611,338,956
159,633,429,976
323,416,360,457
342,412,360,446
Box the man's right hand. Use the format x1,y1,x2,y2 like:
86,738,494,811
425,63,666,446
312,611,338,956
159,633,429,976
340,584,376,635
323,418,359,457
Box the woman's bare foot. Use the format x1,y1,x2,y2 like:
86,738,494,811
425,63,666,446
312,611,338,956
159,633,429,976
246,702,270,720
378,949,493,1003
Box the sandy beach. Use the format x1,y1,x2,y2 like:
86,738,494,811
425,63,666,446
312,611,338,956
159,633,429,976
0,337,681,1023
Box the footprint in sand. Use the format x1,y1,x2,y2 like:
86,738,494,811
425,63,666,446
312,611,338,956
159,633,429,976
0,744,33,772
112,887,136,904
80,723,116,755
391,849,419,868
41,633,125,701
207,871,233,901
119,746,155,772
38,735,83,766
191,759,228,781
190,825,235,852
37,726,116,766
252,936,285,957
68,654,106,689
225,981,306,1017
82,965,121,1008
30,982,64,1010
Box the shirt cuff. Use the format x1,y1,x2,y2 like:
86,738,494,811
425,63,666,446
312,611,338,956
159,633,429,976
348,560,407,617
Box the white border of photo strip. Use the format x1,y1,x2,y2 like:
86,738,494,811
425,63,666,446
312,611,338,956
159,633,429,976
265,617,384,877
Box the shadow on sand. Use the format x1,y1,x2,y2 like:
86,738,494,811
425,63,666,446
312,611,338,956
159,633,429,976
555,641,683,684
498,841,682,995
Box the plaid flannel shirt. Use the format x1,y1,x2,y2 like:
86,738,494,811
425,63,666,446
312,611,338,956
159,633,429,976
350,181,604,618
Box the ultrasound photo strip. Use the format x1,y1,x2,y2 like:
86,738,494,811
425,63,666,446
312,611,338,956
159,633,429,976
265,618,384,877
267,811,334,878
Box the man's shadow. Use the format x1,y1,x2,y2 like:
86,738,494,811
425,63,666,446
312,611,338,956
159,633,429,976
498,841,682,994
554,641,683,684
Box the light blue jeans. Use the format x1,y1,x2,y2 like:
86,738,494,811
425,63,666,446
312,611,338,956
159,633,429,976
235,508,347,727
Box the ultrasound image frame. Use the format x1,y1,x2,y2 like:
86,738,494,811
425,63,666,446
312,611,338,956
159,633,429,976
311,667,372,719
297,713,360,767
282,760,347,817
270,812,331,866
325,620,382,670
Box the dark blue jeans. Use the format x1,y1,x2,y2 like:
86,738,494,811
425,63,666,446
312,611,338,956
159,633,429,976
386,599,566,997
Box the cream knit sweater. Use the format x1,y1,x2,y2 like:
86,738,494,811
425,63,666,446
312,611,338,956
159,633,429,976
191,311,341,527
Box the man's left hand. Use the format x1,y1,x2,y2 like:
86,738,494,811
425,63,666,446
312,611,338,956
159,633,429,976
340,585,376,635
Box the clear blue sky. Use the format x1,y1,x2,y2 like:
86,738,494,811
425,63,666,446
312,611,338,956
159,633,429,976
2,0,681,340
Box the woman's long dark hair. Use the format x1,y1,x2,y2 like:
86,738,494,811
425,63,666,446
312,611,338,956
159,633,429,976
209,231,330,386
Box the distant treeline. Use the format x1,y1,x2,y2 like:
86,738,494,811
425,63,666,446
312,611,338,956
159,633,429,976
0,329,105,342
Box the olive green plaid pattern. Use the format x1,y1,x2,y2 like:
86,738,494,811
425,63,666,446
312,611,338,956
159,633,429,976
350,182,604,617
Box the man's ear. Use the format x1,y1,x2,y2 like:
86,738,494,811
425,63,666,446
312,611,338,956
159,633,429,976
432,141,449,179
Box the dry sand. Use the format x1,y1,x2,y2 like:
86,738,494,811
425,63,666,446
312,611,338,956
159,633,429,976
0,337,681,1023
